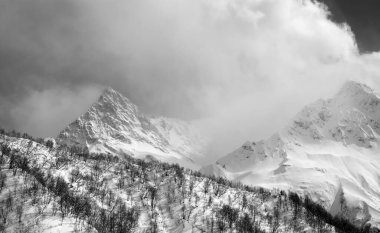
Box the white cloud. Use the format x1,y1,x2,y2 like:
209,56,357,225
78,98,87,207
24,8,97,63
82,0,380,160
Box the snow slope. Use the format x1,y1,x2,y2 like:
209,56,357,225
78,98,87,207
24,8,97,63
1,134,349,232
202,81,380,227
57,87,206,169
0,136,96,233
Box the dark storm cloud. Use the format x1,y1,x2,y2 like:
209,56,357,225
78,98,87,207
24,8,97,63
0,0,202,135
317,0,380,53
0,0,208,129
1,0,380,162
0,0,107,100
0,0,87,91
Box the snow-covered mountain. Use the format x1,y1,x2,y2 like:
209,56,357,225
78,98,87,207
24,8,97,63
57,87,205,169
202,81,380,227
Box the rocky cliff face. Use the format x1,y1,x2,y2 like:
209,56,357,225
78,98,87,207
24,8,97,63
202,81,380,227
57,87,206,169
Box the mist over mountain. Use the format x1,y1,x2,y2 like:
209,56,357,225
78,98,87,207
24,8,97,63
316,0,380,53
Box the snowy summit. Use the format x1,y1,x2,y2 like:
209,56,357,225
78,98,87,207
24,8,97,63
57,87,206,170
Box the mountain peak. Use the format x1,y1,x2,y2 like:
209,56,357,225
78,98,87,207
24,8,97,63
96,86,138,114
334,81,374,99
287,80,380,146
102,86,119,96
331,81,380,112
100,86,128,102
57,86,205,169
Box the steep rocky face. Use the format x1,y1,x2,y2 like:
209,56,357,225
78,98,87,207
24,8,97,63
57,87,205,169
202,81,380,227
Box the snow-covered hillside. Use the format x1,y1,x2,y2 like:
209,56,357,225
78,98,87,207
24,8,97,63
202,81,380,228
1,134,373,232
57,87,206,169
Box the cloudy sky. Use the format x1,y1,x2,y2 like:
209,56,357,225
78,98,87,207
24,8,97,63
1,0,380,157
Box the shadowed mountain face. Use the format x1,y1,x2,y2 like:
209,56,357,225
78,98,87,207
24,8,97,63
317,0,380,53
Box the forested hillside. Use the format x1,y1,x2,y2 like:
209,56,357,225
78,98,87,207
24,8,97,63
0,129,378,233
